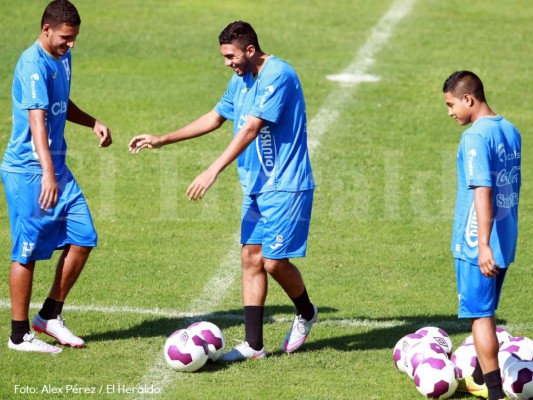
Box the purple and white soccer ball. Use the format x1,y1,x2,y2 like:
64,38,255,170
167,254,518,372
502,360,533,400
415,327,453,356
187,321,225,362
502,337,533,361
164,328,209,372
451,343,478,379
462,326,512,348
405,341,448,380
393,333,425,373
414,357,458,399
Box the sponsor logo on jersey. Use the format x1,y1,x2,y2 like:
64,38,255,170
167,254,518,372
30,73,39,99
62,58,71,81
51,101,68,116
467,148,476,177
256,125,276,177
259,85,274,108
496,166,520,187
465,203,478,248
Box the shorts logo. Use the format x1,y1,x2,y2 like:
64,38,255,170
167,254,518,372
21,242,35,258
269,235,283,250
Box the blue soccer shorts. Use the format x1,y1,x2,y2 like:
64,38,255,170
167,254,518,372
1,169,98,264
241,190,313,260
455,258,507,318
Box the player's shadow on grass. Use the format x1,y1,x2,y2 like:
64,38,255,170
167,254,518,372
82,305,339,343
291,314,509,354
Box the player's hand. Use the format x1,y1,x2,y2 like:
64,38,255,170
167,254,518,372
39,172,59,210
186,168,218,200
128,134,163,153
94,120,112,148
478,243,499,278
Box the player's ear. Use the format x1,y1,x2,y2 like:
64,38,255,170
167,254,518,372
42,23,51,37
245,44,255,58
463,94,475,107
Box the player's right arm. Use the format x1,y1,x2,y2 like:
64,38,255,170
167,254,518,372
28,109,58,210
128,110,226,153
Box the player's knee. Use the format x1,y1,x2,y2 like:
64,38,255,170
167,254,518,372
263,258,290,275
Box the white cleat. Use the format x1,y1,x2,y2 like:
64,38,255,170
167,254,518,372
218,341,266,362
32,314,85,348
282,304,318,353
8,332,62,353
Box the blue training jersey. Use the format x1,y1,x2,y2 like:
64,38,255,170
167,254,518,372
215,55,315,195
452,115,521,267
1,42,71,176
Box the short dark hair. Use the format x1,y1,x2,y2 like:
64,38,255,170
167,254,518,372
442,70,486,102
41,0,81,29
218,21,261,52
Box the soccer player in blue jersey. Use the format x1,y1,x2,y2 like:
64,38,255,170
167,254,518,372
443,71,521,400
129,21,317,361
1,0,112,353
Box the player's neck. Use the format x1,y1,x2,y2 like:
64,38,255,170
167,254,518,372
36,36,59,61
471,103,496,124
253,53,270,78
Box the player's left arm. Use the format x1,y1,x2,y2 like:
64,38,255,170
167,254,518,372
67,99,112,148
474,185,499,277
186,115,263,200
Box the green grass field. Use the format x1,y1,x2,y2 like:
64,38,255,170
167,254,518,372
0,0,532,399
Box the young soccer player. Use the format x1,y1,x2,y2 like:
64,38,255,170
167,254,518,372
129,21,317,361
1,0,112,353
443,70,521,400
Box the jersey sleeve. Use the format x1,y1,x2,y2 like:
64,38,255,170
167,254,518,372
461,132,492,188
248,72,290,124
18,58,49,111
214,77,236,121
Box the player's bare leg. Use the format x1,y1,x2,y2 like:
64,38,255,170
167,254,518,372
264,257,317,353
9,261,36,321
263,258,304,298
32,245,92,348
472,316,504,400
219,244,267,361
472,316,499,373
241,244,267,306
8,261,62,353
49,244,92,301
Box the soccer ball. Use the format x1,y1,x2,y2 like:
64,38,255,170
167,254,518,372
451,343,478,379
502,337,533,361
416,327,453,356
405,341,448,380
163,329,209,372
414,357,458,399
502,360,533,400
496,326,513,346
188,321,225,362
462,326,512,348
393,333,425,373
499,350,522,377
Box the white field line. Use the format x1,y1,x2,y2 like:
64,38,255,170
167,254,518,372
134,232,242,396
308,0,416,155
2,298,530,333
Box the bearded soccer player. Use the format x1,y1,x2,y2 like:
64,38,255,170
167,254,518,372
129,21,317,361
